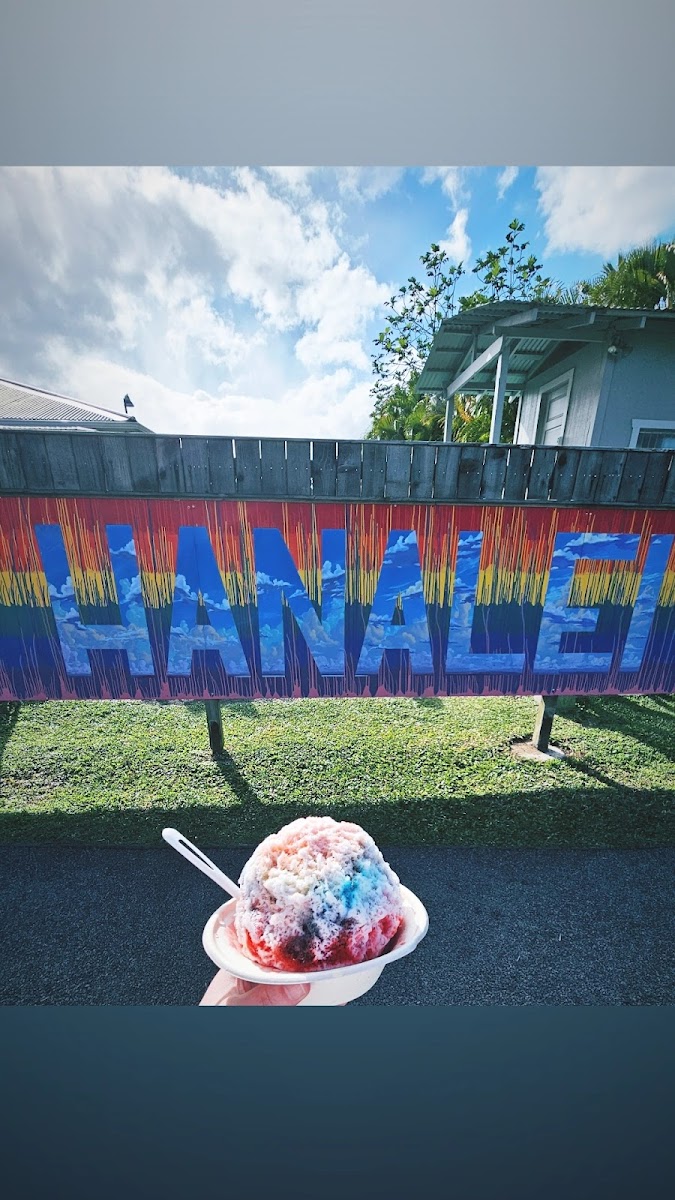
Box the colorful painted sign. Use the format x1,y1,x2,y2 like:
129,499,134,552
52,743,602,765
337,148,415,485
0,496,673,701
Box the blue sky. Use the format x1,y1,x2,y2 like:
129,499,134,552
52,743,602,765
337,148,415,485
1,166,674,439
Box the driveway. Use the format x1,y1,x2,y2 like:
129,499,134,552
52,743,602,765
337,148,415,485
1,845,673,1004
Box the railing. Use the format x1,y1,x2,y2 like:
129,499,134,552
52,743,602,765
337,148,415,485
1,429,673,507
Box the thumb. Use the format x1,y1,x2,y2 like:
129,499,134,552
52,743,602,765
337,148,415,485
226,982,310,1006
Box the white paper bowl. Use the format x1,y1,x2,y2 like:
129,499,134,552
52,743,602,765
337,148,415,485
202,885,429,1006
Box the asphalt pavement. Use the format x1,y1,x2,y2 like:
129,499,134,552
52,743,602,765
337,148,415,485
1,845,674,1004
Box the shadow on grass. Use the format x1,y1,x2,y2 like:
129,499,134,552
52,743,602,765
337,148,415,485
413,698,445,712
211,749,261,809
0,702,21,769
184,700,260,721
563,696,675,763
1,782,673,850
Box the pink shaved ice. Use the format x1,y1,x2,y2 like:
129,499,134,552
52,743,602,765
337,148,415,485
234,816,404,972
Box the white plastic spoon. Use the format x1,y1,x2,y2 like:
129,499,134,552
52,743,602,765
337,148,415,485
162,827,241,898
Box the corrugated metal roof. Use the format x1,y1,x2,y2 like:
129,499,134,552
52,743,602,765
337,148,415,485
417,300,675,395
0,378,149,430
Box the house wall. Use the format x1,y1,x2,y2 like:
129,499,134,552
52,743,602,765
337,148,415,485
516,342,605,446
592,328,675,447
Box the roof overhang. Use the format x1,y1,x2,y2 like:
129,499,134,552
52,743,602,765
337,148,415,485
416,301,674,397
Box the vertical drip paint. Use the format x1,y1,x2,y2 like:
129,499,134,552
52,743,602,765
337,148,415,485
356,530,434,675
166,525,250,677
0,497,672,700
620,534,675,671
254,527,346,676
446,531,525,673
534,532,641,674
33,523,155,676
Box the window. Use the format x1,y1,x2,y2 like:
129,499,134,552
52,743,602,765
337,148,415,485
535,370,574,446
629,420,675,450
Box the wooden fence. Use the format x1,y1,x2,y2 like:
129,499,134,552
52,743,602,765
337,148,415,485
1,430,674,507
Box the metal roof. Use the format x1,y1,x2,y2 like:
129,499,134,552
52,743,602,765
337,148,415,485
0,377,150,431
417,301,675,396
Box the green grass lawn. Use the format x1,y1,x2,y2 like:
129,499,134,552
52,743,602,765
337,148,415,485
0,695,673,848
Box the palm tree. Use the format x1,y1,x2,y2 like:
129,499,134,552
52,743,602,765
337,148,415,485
366,378,445,441
581,241,675,310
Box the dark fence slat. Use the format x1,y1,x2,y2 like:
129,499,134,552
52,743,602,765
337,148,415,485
384,443,411,500
480,445,508,501
3,430,675,507
0,431,29,490
99,436,133,493
527,447,557,501
616,450,650,506
40,434,79,492
234,439,263,497
286,440,311,497
181,437,211,495
336,441,362,498
410,443,437,500
433,443,462,500
594,450,627,504
361,441,387,500
18,433,54,493
155,437,186,494
260,439,287,497
503,446,532,502
549,448,581,503
124,435,160,495
570,448,604,504
638,451,672,506
456,445,485,501
207,438,236,496
662,455,675,505
72,435,106,493
311,441,337,498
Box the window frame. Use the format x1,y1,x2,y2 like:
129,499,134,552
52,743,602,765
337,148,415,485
629,419,675,449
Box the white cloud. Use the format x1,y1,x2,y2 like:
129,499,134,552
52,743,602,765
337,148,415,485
420,169,472,264
0,166,391,438
421,168,469,209
536,167,675,257
335,168,404,201
440,208,471,264
262,167,314,197
496,167,518,199
37,343,375,440
294,255,390,370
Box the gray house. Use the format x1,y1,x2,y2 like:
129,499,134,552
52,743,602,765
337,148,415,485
417,301,675,450
0,377,151,433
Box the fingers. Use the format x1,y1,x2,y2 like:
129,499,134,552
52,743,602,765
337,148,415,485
200,970,311,1006
225,982,310,1007
199,969,237,1006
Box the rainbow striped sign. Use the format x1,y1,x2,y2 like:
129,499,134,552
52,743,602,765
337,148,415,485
0,496,673,701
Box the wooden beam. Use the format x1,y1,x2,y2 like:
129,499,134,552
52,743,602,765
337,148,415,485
613,315,647,330
445,336,504,396
205,700,224,755
492,322,611,344
489,343,510,444
443,395,455,442
533,695,558,753
566,311,597,328
490,306,539,332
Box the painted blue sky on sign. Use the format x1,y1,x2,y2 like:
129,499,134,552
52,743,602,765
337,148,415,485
1,166,675,441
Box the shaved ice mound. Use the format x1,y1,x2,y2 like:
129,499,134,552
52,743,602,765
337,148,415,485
234,816,404,972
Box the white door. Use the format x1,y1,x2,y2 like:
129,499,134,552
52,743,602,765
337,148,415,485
537,375,571,445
